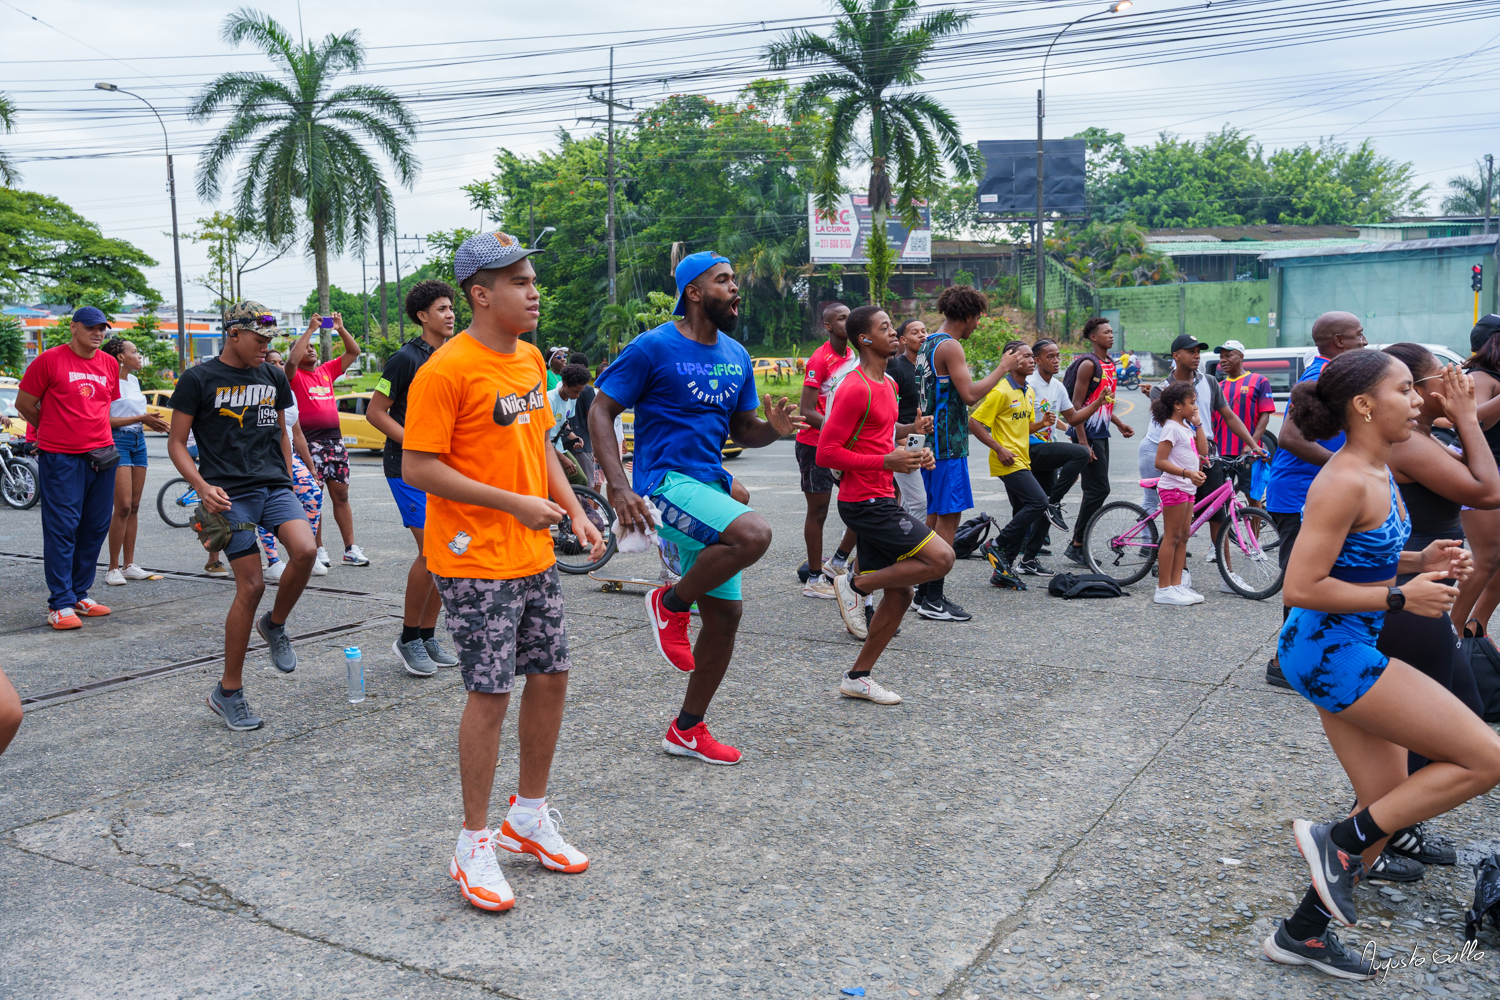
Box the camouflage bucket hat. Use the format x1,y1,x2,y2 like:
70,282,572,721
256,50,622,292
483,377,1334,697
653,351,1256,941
222,300,279,334
191,505,257,553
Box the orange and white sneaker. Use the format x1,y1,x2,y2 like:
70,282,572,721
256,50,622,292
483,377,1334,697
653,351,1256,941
663,720,742,765
498,796,590,873
48,608,82,630
72,598,111,617
449,828,515,911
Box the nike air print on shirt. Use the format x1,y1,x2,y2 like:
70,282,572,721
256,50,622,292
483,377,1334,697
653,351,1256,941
494,382,547,427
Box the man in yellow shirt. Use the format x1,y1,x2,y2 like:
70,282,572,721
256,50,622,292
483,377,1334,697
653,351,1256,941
969,341,1054,588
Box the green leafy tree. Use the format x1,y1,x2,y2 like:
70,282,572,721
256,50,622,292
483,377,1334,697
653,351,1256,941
0,188,156,304
1053,220,1178,287
1442,162,1499,215
185,210,288,309
0,316,24,376
963,313,1019,371
765,0,982,237
190,7,418,359
0,92,19,187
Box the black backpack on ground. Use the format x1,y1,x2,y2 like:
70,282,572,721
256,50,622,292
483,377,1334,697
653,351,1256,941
1047,572,1126,599
951,513,995,560
1463,622,1500,723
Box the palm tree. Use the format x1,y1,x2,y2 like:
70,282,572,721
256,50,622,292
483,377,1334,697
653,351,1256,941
0,92,20,187
765,0,981,239
1442,161,1498,216
190,8,417,357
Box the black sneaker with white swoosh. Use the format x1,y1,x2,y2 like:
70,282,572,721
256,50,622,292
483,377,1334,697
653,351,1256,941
1294,819,1361,927
1262,922,1375,980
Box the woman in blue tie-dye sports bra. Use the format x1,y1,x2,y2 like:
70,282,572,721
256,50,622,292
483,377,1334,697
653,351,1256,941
1262,349,1500,982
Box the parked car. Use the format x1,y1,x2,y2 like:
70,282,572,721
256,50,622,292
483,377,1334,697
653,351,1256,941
1202,344,1465,408
620,410,742,461
335,392,387,453
0,378,25,437
142,389,175,429
752,357,796,379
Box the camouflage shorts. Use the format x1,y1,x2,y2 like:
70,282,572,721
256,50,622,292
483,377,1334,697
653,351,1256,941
432,568,570,694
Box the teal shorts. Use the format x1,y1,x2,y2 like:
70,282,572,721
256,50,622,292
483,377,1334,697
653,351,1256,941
650,471,753,601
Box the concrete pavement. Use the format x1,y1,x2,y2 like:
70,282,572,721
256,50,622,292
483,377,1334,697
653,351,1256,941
3,415,1500,1000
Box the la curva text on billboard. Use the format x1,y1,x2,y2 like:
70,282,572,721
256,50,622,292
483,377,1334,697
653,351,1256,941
808,194,932,265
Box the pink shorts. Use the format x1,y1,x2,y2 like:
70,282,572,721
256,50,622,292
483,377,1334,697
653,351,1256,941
1159,487,1194,507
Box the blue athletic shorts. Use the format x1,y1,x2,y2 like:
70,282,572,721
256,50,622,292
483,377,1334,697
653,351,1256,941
1277,607,1388,712
921,457,974,517
225,487,308,561
387,476,427,529
651,471,754,601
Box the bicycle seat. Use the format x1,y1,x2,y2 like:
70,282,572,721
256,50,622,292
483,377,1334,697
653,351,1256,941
1139,477,1160,489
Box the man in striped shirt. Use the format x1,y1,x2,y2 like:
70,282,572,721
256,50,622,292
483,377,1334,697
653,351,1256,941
1213,339,1276,510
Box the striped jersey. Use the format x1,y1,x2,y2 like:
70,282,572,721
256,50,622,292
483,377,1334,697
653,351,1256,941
1215,372,1274,456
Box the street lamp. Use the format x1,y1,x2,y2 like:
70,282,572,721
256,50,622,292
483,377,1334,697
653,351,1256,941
532,226,557,250
1035,1,1132,337
96,82,188,375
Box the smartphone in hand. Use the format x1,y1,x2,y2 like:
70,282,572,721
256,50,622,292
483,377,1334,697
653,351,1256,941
906,433,926,451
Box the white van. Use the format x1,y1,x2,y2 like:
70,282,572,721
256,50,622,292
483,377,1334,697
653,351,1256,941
1202,344,1465,406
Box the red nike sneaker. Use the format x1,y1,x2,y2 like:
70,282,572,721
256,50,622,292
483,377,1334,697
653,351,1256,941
663,720,742,765
646,586,694,672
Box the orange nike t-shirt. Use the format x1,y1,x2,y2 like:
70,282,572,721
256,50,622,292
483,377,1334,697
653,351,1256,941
403,333,555,580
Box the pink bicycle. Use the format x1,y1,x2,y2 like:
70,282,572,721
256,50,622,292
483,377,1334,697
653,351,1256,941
1080,458,1285,599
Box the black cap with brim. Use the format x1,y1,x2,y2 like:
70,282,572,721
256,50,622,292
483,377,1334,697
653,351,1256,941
1170,334,1209,353
1472,314,1500,354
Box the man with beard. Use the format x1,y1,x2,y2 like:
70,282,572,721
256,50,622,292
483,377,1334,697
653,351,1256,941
591,252,804,765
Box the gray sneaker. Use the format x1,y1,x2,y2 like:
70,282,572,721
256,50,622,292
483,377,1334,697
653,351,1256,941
1294,819,1360,927
393,637,437,677
424,637,458,667
255,612,297,673
206,684,263,731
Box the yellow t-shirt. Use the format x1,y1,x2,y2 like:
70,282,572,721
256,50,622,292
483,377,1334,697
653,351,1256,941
403,333,556,580
971,377,1035,476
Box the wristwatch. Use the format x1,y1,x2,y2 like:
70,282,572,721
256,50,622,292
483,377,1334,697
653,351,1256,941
1386,587,1405,612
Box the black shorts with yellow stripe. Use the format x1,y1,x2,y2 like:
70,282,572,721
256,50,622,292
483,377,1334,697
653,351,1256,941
837,496,936,574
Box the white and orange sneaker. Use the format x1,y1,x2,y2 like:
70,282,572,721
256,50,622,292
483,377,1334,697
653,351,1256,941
48,608,82,630
498,796,589,873
663,720,742,765
72,598,111,617
449,828,515,911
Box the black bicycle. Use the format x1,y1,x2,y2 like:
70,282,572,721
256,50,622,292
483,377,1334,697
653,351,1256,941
552,484,617,574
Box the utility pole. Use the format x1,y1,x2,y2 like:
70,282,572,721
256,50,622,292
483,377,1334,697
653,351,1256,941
361,257,370,347
586,49,633,360
1035,86,1045,339
375,188,389,340
1485,154,1495,237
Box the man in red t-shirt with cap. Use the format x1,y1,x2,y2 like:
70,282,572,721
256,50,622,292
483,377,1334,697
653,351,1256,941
15,306,120,629
283,312,366,568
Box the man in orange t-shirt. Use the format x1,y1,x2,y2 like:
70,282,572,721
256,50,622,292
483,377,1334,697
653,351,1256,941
403,231,604,914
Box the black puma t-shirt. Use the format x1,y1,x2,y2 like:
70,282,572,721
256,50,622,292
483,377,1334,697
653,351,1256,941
170,358,293,494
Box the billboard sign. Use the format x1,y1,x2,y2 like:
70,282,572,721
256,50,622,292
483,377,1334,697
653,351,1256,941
808,194,932,264
975,139,1087,217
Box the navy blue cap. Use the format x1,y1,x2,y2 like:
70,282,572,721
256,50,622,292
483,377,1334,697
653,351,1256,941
72,306,111,328
453,231,542,285
672,251,731,317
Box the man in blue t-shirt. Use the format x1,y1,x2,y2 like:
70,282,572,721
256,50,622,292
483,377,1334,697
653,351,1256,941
1265,311,1366,688
591,252,804,766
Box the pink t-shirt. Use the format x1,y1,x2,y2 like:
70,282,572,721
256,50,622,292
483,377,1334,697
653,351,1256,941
18,344,120,453
289,358,344,436
1157,419,1200,493
796,340,859,447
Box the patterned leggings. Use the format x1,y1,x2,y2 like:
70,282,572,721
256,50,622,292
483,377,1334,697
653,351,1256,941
260,456,322,563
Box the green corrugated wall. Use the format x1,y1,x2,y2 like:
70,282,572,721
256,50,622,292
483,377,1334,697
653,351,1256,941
1097,281,1270,353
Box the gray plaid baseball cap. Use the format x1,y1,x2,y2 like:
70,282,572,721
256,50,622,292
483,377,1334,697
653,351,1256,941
453,231,543,284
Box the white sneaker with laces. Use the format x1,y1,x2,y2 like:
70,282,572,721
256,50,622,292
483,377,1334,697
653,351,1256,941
1219,572,1250,594
122,564,151,581
264,561,285,585
1205,548,1218,564
499,800,589,872
803,576,837,600
1174,585,1206,605
104,568,127,586
1181,569,1192,590
832,572,867,639
343,544,370,566
840,673,901,705
450,828,515,911
1154,586,1194,606
315,546,331,567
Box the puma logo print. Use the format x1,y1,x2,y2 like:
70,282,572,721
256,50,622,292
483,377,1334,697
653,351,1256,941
219,407,248,428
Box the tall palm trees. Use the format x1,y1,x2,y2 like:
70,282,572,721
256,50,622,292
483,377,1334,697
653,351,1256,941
0,93,20,187
765,0,980,242
190,8,416,356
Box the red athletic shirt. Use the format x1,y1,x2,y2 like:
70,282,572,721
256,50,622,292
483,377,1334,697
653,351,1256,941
816,366,897,502
18,344,120,453
289,358,345,435
796,340,859,447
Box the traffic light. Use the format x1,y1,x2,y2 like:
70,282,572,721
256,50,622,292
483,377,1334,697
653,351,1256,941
1475,264,1485,293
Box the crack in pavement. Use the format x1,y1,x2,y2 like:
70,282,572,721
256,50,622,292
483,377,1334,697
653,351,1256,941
932,629,1282,1000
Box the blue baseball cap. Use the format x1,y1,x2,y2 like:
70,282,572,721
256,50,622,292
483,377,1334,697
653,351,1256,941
672,251,731,317
453,231,543,285
72,306,111,328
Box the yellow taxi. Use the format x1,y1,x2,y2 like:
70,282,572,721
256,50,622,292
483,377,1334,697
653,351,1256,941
335,392,387,453
142,389,175,427
620,410,741,461
751,357,797,379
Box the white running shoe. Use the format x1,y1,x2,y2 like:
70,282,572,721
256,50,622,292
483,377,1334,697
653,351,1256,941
1205,548,1218,564
1181,569,1192,589
832,572,867,639
1218,572,1251,594
104,568,127,586
310,558,329,577
840,673,901,705
264,560,285,585
1153,586,1195,606
1175,585,1206,605
343,544,370,566
315,546,331,567
450,828,515,911
803,576,837,600
122,563,151,581
498,798,590,873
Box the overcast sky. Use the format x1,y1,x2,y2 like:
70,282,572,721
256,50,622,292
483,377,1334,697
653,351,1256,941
4,0,1498,316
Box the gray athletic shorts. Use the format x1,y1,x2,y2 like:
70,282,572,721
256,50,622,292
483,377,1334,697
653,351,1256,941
433,567,570,694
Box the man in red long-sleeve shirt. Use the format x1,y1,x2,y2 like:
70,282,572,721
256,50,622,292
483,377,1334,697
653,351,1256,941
817,305,955,705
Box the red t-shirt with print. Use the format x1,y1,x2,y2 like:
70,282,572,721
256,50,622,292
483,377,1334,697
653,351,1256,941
289,358,345,437
18,343,120,453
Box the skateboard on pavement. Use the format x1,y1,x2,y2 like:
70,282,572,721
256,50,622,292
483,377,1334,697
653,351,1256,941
587,572,666,593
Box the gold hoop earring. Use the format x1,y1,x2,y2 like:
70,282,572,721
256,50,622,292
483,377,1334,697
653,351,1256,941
1363,411,1372,423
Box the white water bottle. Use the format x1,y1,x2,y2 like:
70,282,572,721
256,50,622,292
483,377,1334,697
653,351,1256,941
345,646,364,704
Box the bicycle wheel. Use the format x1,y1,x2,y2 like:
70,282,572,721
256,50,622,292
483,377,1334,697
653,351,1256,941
156,476,197,528
1217,507,1284,600
553,485,617,575
0,458,38,509
1082,500,1158,586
